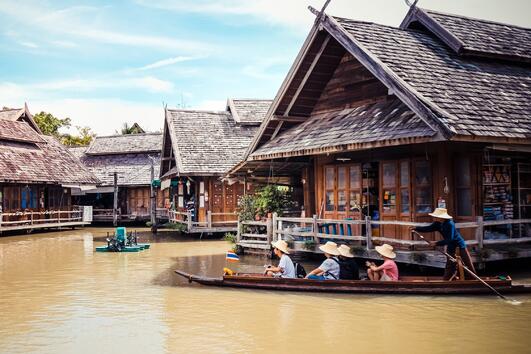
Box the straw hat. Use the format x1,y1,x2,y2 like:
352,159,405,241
338,244,354,258
375,244,396,259
271,239,290,254
429,208,453,220
319,241,341,256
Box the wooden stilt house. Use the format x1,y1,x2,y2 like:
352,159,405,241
0,105,99,233
230,6,531,266
160,99,271,233
71,132,165,223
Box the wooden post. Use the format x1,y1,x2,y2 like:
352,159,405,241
365,216,372,250
149,158,156,226
236,215,241,243
57,210,60,225
187,211,192,232
267,215,273,245
475,216,484,249
113,172,118,227
312,214,318,244
272,212,278,243
207,210,212,229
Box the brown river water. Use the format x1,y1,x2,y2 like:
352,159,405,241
1,228,531,354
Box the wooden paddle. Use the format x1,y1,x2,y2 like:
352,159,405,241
412,230,517,303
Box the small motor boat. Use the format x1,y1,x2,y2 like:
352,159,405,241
95,227,150,252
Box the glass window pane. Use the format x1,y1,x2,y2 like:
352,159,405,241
415,160,431,186
383,163,396,187
350,166,361,189
401,189,410,214
349,191,361,212
400,161,409,187
456,158,471,187
415,187,432,213
338,191,346,211
382,189,396,213
325,167,335,190
338,167,346,189
325,191,335,212
457,188,472,216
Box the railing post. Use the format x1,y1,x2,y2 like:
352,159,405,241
475,216,484,249
365,216,372,250
58,210,61,224
207,210,212,229
267,214,273,245
312,214,318,244
187,211,192,232
272,212,278,242
277,215,283,242
31,211,34,225
236,215,241,243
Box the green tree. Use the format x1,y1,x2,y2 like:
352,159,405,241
61,126,96,146
33,111,71,137
119,122,144,135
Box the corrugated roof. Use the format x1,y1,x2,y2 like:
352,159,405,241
228,99,272,125
85,132,162,155
251,99,435,159
166,109,258,175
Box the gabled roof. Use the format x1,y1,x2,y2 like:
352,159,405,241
250,98,435,160
85,132,162,155
244,8,531,162
0,120,99,185
164,109,258,175
0,104,42,133
227,99,272,125
401,7,531,63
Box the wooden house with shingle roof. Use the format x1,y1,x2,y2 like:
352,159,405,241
160,99,271,233
0,105,99,233
72,132,165,223
230,6,531,265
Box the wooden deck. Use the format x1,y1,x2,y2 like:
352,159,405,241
237,213,531,267
0,208,92,233
166,210,238,234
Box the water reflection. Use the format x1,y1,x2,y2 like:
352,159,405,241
0,228,530,354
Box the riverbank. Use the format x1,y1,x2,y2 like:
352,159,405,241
1,228,530,354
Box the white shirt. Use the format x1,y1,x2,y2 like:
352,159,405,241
319,257,340,279
278,254,296,278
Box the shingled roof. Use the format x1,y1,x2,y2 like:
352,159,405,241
73,133,162,186
227,99,272,125
0,119,99,185
0,104,42,133
164,109,258,175
85,133,162,155
251,99,436,160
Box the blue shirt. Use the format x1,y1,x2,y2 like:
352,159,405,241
415,219,466,253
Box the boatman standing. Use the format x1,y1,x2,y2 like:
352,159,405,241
413,208,476,280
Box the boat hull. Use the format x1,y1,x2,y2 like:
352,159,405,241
174,271,531,295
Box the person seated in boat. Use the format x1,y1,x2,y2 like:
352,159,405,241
305,241,341,280
412,208,476,280
366,244,399,281
264,240,295,278
337,244,360,280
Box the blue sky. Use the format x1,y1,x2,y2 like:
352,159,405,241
1,0,530,134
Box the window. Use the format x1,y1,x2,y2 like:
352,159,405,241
400,161,410,214
455,157,472,216
324,164,363,217
414,160,432,214
382,162,397,214
325,167,335,212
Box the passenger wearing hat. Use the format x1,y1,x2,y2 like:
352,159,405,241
367,244,399,281
337,244,360,280
413,208,476,280
305,241,341,280
265,240,295,278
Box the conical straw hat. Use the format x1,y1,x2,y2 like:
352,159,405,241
271,239,290,254
319,241,340,256
338,244,354,258
429,208,453,220
375,243,396,259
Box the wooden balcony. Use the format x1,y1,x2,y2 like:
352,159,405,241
167,209,238,233
0,207,91,233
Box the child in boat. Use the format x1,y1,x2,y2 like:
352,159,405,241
264,240,295,278
305,241,341,280
366,244,399,281
413,208,476,280
337,244,360,280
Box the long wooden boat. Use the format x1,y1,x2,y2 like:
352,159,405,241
175,270,531,295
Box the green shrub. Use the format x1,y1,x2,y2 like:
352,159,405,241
163,222,187,232
223,232,237,244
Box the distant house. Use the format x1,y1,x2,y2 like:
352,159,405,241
160,99,271,233
0,105,99,233
230,6,531,265
72,132,164,223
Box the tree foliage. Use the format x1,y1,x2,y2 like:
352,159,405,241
33,111,95,147
119,122,144,135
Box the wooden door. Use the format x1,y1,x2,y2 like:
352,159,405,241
413,158,435,241
398,160,413,240
211,180,224,223
380,161,398,238
454,155,477,240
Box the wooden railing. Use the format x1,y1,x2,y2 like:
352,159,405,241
0,208,85,229
167,209,238,231
237,213,531,250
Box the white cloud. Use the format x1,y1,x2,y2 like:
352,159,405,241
193,99,227,111
241,56,290,80
18,41,39,48
133,56,201,71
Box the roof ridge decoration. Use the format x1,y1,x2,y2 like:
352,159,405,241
400,6,531,63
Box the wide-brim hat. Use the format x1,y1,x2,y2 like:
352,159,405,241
319,241,341,256
338,244,354,258
375,244,396,259
429,208,453,220
271,239,290,254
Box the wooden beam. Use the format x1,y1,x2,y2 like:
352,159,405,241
270,121,283,141
284,35,331,117
271,115,308,123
